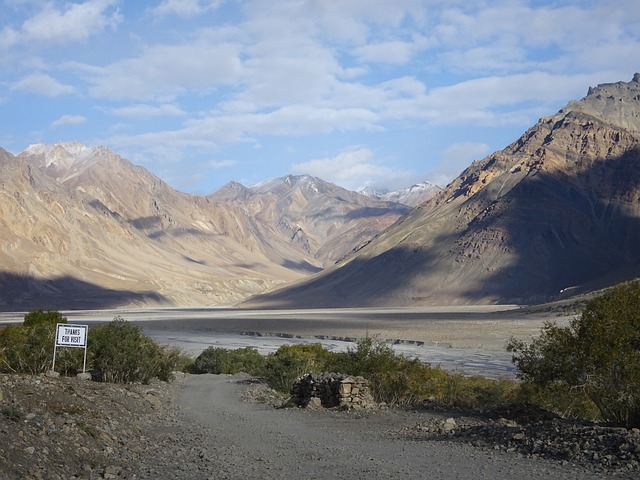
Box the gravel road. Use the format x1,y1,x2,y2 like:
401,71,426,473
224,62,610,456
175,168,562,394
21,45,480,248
2,373,631,479
170,374,606,480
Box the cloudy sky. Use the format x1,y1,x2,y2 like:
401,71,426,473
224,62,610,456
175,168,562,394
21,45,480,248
1,1,638,194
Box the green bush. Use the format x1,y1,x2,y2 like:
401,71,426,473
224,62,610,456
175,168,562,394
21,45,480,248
263,344,334,392
0,310,81,375
507,281,640,427
255,336,519,408
192,346,265,375
514,381,600,422
441,373,520,410
23,310,66,327
89,316,184,384
329,337,434,405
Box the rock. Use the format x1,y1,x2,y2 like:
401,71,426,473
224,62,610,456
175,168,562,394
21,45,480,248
76,372,92,381
497,417,518,427
145,393,162,409
45,370,60,378
442,418,457,432
512,432,527,441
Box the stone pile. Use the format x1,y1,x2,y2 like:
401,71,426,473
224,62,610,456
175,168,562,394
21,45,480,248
290,373,375,409
402,415,640,476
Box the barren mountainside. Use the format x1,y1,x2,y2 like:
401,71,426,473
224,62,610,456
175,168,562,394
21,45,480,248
209,174,410,267
0,145,407,310
244,74,640,308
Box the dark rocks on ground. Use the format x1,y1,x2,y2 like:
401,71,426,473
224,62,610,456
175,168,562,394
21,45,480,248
397,408,640,477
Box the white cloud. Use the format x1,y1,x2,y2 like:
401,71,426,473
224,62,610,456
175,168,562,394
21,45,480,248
181,105,380,145
2,0,639,195
151,0,222,18
0,25,19,50
426,141,491,187
20,0,122,44
208,159,237,169
353,40,416,65
291,146,412,191
108,103,186,118
443,141,489,169
87,40,242,100
378,72,608,127
11,73,74,96
51,114,87,127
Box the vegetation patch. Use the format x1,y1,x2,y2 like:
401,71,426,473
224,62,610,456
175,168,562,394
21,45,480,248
1,279,638,430
508,280,640,428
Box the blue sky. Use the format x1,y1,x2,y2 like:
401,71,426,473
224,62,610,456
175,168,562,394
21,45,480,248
1,0,638,194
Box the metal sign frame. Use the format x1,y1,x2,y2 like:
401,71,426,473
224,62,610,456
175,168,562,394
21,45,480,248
52,323,88,373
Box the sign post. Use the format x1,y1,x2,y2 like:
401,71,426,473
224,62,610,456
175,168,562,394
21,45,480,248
52,324,88,373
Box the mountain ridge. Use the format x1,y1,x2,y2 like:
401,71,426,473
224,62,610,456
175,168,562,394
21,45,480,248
242,73,640,308
0,144,410,309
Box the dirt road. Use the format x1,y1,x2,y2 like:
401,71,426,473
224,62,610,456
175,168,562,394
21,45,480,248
173,374,605,480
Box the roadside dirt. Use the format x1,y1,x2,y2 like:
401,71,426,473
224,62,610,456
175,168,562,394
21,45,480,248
2,373,635,479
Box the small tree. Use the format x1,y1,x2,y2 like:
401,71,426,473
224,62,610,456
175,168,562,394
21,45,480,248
23,310,66,327
263,344,333,392
192,346,265,375
89,316,180,384
507,281,640,427
0,310,77,374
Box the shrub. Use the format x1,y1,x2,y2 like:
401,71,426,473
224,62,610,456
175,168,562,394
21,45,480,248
507,281,640,427
192,346,265,375
514,380,600,422
330,337,435,405
89,316,184,384
0,310,79,375
23,310,66,327
263,344,335,392
441,373,520,410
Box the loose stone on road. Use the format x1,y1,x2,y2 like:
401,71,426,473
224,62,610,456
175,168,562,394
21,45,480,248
172,374,606,480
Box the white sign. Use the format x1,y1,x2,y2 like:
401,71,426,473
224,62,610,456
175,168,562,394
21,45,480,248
56,324,88,348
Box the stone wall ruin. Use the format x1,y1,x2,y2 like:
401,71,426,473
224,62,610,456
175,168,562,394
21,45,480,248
290,373,375,409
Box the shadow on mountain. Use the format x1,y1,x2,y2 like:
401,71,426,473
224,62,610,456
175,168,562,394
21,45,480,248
345,205,411,220
242,240,449,309
0,272,168,312
129,215,162,230
243,148,640,308
89,199,122,220
183,255,208,265
281,259,323,274
125,215,209,240
458,147,640,304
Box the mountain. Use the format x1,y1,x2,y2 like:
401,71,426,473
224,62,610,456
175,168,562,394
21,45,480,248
0,145,408,310
243,74,640,308
210,175,410,267
360,181,442,207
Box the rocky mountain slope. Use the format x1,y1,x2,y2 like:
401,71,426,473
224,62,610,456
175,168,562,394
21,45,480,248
244,74,640,307
209,175,409,267
0,144,407,310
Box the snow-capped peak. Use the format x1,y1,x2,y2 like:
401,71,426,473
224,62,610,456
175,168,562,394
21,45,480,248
360,181,442,207
21,141,101,170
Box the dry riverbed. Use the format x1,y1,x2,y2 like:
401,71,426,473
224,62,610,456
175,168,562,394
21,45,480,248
0,305,576,379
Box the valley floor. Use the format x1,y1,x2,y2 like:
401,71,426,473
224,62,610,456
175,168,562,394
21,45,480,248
0,305,574,379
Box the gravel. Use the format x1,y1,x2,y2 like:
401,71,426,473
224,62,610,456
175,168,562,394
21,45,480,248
1,373,637,479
